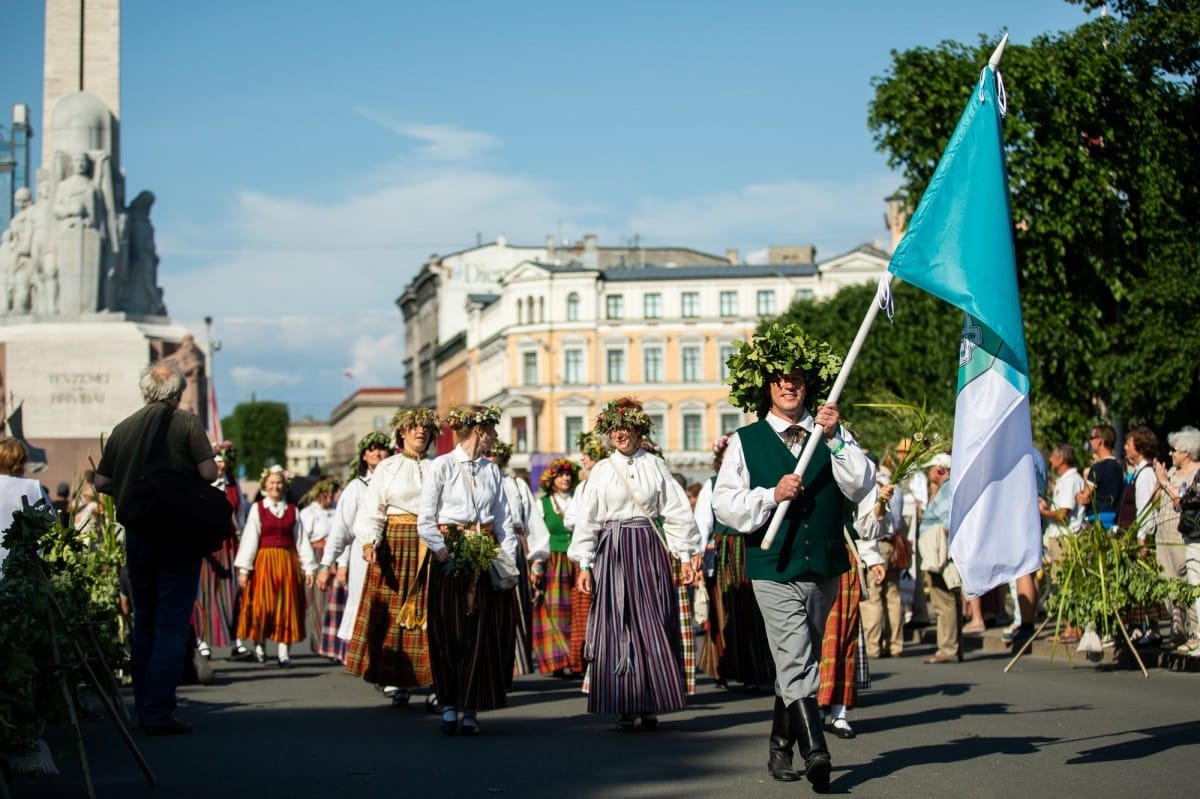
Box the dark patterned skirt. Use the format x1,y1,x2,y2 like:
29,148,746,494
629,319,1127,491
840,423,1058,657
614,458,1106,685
532,551,574,673
513,534,534,678
427,553,516,711
698,534,775,686
583,518,688,715
344,515,432,688
193,535,237,647
819,547,865,709
319,573,349,662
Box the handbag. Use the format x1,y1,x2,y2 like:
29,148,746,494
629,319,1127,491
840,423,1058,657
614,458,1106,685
889,530,911,571
918,523,949,573
455,459,520,591
1178,478,1200,542
119,407,233,557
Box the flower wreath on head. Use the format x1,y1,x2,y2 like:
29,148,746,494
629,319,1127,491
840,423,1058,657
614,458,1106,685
725,322,844,418
259,464,292,487
349,431,392,480
446,404,502,428
488,440,513,461
390,407,441,433
576,430,613,461
539,457,581,494
593,400,653,435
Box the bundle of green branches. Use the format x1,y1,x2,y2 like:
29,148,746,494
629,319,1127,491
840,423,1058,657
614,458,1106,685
1046,515,1200,641
0,496,125,759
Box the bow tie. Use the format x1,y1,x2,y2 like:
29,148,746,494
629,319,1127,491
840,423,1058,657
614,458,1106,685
783,425,806,447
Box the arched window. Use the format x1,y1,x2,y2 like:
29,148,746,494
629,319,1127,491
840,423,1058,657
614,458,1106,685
527,295,535,325
538,296,545,323
516,298,524,324
567,292,580,321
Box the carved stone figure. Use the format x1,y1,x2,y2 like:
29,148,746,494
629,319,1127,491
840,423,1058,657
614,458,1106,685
122,191,166,316
53,151,112,314
167,334,205,416
1,188,40,314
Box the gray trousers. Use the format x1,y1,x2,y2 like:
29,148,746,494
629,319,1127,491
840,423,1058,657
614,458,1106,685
752,577,838,706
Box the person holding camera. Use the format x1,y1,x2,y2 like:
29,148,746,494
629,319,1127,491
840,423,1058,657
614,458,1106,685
1154,426,1200,653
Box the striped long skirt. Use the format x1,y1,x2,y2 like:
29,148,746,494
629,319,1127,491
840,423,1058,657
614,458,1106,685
512,535,534,678
193,536,238,647
319,573,349,662
583,518,689,715
428,562,516,712
532,551,574,674
345,515,433,689
237,547,306,644
698,534,775,687
818,549,865,710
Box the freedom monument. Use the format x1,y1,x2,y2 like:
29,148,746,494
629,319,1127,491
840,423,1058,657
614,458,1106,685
0,0,207,490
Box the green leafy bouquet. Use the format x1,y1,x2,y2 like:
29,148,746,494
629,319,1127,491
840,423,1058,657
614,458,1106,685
443,525,499,578
854,395,950,486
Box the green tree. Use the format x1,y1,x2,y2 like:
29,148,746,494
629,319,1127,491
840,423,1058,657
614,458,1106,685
868,5,1200,445
772,282,960,452
221,401,288,477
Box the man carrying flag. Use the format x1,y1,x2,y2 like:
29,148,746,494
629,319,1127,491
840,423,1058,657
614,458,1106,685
887,36,1043,634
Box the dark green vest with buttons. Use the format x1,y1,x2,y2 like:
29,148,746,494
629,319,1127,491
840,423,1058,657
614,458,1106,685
740,419,852,582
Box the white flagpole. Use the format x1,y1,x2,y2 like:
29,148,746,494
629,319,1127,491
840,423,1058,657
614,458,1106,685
759,272,895,550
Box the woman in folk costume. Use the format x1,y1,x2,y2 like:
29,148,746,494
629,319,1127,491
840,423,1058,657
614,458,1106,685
299,477,340,659
695,435,775,691
531,458,582,675
348,409,439,707
316,432,392,665
418,404,518,736
562,431,612,533
569,398,701,731
235,465,316,666
193,441,241,660
818,478,896,740
484,440,550,680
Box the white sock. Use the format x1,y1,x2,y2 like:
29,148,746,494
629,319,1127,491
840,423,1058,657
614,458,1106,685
254,643,266,658
277,643,290,660
832,704,847,721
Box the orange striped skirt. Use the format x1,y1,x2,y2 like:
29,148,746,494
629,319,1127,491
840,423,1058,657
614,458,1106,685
237,547,307,644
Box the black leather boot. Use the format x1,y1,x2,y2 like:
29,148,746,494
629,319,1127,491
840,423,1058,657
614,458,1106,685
768,695,801,781
791,697,832,793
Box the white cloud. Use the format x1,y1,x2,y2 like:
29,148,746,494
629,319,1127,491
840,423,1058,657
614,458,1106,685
353,108,502,163
347,331,404,387
228,365,303,393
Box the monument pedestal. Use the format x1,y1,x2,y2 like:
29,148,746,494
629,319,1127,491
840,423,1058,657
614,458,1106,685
0,316,192,490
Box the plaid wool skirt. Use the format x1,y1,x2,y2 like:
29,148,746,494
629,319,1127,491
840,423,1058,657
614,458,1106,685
819,550,867,709
237,546,307,644
532,551,574,673
193,536,238,647
344,515,432,688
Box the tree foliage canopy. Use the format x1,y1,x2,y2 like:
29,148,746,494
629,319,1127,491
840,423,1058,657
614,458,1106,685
867,1,1200,445
221,401,288,476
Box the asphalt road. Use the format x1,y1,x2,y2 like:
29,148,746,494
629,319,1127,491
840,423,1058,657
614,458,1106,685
12,637,1200,799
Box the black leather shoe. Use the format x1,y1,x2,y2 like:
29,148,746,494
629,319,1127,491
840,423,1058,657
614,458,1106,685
639,713,658,730
141,719,193,736
831,718,856,739
616,714,635,731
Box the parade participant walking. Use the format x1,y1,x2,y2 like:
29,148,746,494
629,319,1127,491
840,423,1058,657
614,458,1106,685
696,434,775,691
712,325,874,792
316,432,392,663
485,440,550,678
299,477,340,659
920,453,962,665
235,466,316,667
348,409,439,706
569,398,701,732
193,442,241,660
418,405,518,736
95,361,218,734
531,458,582,675
563,431,611,532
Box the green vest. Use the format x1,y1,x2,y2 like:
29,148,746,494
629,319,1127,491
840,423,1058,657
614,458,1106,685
541,494,572,554
739,419,852,582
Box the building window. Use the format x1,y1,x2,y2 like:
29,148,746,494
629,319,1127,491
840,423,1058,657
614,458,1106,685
606,294,624,320
649,414,666,445
538,296,545,323
644,292,662,319
683,414,702,451
512,416,529,453
757,289,776,316
720,412,741,434
567,292,580,321
643,347,664,383
522,351,538,386
794,288,814,303
682,345,702,382
719,344,737,381
719,290,738,316
565,416,584,451
516,298,523,323
606,349,626,383
564,349,583,384
681,291,700,318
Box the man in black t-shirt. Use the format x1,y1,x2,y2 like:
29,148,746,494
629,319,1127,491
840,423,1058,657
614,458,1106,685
96,361,216,736
1078,424,1123,528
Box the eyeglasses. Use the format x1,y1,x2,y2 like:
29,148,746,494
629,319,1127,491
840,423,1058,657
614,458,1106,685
1089,434,1102,441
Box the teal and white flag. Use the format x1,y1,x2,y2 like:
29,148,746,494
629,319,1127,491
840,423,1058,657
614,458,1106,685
887,61,1041,598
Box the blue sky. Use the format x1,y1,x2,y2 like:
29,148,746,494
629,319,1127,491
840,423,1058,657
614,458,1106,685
1,0,1093,420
